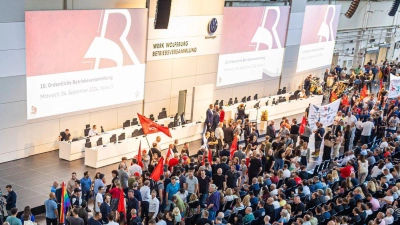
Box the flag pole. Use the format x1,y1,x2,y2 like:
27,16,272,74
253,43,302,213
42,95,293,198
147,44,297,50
144,135,151,149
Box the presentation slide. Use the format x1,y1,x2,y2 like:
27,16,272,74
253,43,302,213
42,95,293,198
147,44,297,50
296,5,341,73
25,9,147,120
217,6,289,87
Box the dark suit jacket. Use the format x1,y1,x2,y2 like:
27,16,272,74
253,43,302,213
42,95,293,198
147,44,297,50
212,112,220,127
224,127,234,142
205,108,213,124
267,125,276,139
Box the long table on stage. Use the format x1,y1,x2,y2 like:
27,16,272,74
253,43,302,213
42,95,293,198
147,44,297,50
84,121,204,168
224,94,323,123
59,116,176,161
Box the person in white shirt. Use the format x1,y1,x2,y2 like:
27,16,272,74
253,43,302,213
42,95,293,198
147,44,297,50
128,159,142,177
384,208,394,225
269,184,278,197
380,137,389,149
383,169,394,180
88,125,99,137
95,186,104,212
283,165,291,178
215,123,224,151
344,112,357,126
149,190,159,220
361,118,375,145
140,180,151,221
334,111,343,123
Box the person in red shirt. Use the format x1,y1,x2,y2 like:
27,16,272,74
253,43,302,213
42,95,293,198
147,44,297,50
293,173,302,185
219,107,225,123
334,160,355,180
168,153,179,171
108,181,122,211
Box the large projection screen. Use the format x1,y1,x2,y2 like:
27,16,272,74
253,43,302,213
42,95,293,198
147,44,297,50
296,5,341,73
217,6,290,87
25,9,147,120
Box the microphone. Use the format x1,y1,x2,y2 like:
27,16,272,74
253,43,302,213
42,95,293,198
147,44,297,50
101,126,104,133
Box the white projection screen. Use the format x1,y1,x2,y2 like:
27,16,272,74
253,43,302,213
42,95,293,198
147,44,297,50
217,6,290,87
296,5,341,73
25,9,148,120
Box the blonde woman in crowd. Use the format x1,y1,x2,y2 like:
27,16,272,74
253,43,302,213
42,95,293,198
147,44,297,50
224,188,238,202
367,181,377,193
332,170,340,182
325,188,333,202
242,195,251,207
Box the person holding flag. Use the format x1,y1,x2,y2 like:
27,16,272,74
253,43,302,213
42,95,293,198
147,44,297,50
44,192,59,225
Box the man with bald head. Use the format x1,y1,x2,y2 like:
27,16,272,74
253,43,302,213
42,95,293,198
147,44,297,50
44,192,58,225
242,207,255,224
212,168,225,191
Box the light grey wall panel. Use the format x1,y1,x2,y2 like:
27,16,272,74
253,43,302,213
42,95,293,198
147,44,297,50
0,49,26,77
0,0,24,23
0,22,25,50
285,29,302,46
0,126,27,155
283,45,300,63
281,61,298,78
0,101,27,130
0,75,26,103
25,0,64,11
290,0,307,13
288,12,304,30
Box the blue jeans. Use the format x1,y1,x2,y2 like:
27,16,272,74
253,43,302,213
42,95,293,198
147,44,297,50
199,193,208,208
208,209,217,221
275,158,283,170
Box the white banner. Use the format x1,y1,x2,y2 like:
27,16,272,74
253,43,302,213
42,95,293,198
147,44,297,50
388,74,400,98
308,99,341,130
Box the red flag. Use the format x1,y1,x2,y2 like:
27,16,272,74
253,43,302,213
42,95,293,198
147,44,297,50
165,147,173,164
342,95,350,107
117,188,125,213
360,85,368,100
150,157,164,181
137,141,143,168
208,147,212,163
299,116,307,135
137,113,172,138
230,136,238,160
329,91,338,103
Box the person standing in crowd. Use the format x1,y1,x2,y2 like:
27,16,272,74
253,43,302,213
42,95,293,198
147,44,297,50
80,171,92,212
290,119,299,147
94,187,104,213
212,107,220,131
5,185,17,216
313,123,325,155
5,208,21,225
204,104,213,133
205,184,220,221
267,121,276,142
66,208,84,225
44,193,58,225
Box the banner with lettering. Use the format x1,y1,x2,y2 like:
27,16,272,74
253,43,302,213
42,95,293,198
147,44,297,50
388,74,400,98
308,99,341,130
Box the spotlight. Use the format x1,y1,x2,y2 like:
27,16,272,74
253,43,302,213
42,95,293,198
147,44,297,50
345,0,361,18
389,0,400,16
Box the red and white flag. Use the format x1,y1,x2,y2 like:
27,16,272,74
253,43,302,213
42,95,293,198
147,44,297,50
137,113,172,137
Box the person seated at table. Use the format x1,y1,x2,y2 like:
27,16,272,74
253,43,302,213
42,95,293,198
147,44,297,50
298,89,307,99
59,129,72,141
89,125,99,136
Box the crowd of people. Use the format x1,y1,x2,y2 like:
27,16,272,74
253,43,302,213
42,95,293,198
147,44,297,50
2,62,400,225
